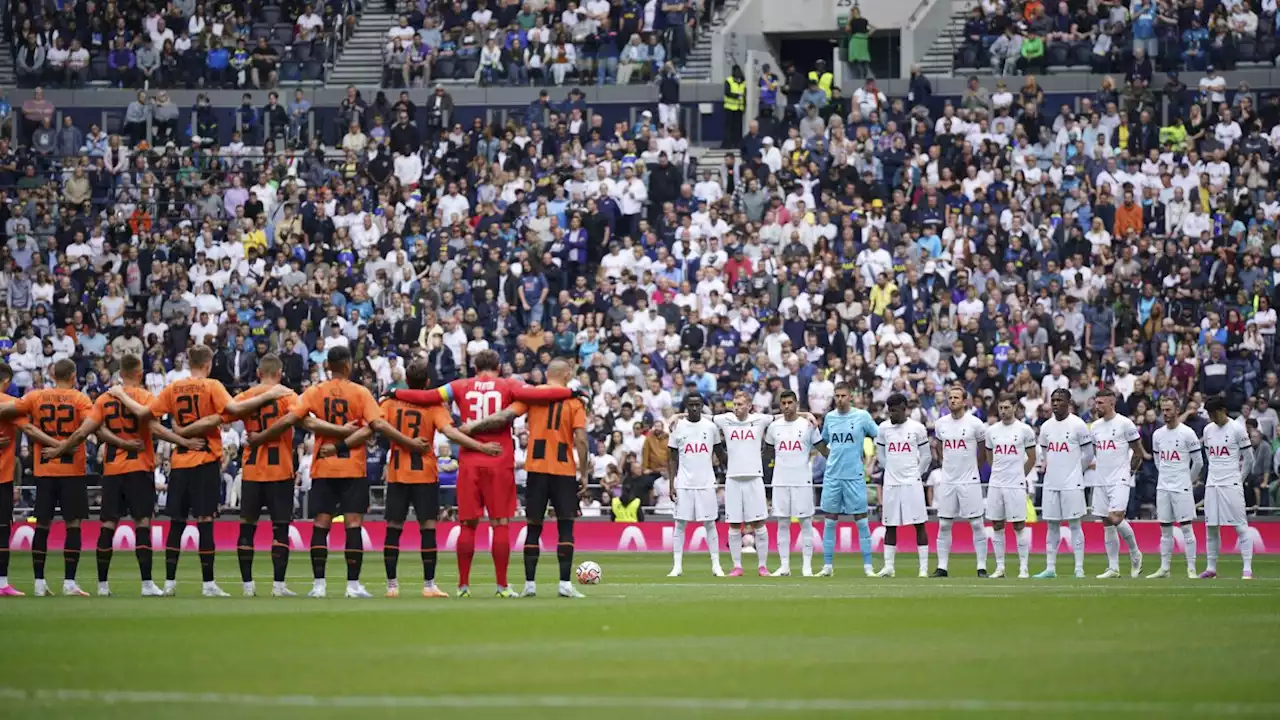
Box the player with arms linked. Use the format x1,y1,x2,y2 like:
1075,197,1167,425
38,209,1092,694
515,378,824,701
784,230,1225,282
667,393,726,577
816,383,879,578
874,393,932,578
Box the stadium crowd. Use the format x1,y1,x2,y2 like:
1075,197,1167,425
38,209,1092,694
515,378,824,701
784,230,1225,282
4,49,1280,524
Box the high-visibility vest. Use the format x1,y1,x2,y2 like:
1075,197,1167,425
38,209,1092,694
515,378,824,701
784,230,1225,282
612,497,641,522
724,78,745,112
808,70,833,98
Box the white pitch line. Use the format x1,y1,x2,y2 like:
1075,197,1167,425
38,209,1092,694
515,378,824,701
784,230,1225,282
1,688,1277,716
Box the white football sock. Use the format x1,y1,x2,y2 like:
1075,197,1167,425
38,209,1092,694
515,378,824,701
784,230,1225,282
202,580,217,591
1116,519,1139,559
1205,526,1220,572
800,517,814,567
883,545,896,571
754,527,769,569
1016,527,1031,574
1237,523,1254,573
917,540,929,575
1104,524,1120,571
970,519,987,571
672,520,686,569
728,527,743,568
1068,519,1085,573
1180,524,1197,571
0,576,7,587
776,519,791,568
1045,523,1060,571
936,518,953,571
1159,525,1174,570
704,521,721,567
273,581,287,591
992,529,1006,570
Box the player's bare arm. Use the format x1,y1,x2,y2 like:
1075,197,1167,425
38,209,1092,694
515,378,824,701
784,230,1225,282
668,452,680,501
224,385,294,418
440,425,503,457
369,417,433,455
247,412,303,448
317,425,375,458
174,414,226,438
574,427,590,493
20,423,60,447
149,421,206,452
460,408,518,436
1024,445,1038,477
300,416,362,437
813,439,830,457
91,424,146,455
0,402,20,421
41,416,103,458
1128,438,1143,474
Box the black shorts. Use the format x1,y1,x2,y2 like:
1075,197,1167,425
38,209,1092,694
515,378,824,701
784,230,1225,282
241,480,294,524
100,471,157,522
35,476,90,524
524,472,580,522
311,477,369,517
0,481,13,523
385,482,439,524
167,462,222,520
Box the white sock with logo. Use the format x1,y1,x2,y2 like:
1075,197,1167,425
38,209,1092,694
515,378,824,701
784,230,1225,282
1104,525,1120,571
970,519,987,571
1045,524,1060,571
883,545,896,572
1017,527,1031,574
1159,525,1174,570
727,527,743,569
992,529,1006,571
1237,523,1254,573
936,518,953,571
672,520,686,570
1116,520,1139,559
1180,524,1197,571
799,517,814,568
704,521,721,568
776,519,791,569
1205,526,1220,572
1068,519,1085,573
754,527,769,569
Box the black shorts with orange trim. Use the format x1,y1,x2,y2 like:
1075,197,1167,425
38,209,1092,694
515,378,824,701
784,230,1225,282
311,477,369,517
167,462,222,519
524,472,580,522
35,476,90,524
241,480,294,524
100,471,157,522
386,483,439,524
0,481,12,522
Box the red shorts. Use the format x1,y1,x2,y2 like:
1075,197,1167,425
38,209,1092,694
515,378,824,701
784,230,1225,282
456,464,516,522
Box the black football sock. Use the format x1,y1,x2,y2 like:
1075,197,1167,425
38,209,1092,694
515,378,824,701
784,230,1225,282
271,523,290,583
0,523,12,578
96,525,115,583
556,518,575,584
32,526,49,581
237,523,255,583
135,525,153,582
524,523,543,583
310,524,330,579
64,527,82,581
384,526,402,581
420,527,437,584
345,527,363,582
165,520,186,581
197,521,215,583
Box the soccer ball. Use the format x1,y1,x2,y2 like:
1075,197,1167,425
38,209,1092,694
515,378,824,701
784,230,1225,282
576,561,602,585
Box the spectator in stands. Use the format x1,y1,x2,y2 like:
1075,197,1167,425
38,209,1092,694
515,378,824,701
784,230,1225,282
15,36,45,88
844,7,873,79
989,25,1021,76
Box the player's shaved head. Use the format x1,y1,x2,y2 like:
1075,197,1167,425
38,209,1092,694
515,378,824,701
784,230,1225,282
473,349,500,373
188,345,214,370
258,353,283,379
52,358,76,382
546,359,572,383
405,359,431,390
326,346,352,373
119,354,143,379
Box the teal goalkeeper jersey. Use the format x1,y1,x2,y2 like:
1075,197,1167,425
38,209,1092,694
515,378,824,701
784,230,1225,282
822,408,878,480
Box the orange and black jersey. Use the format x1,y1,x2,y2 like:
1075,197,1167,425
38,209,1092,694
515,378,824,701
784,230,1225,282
150,378,234,469
90,386,157,476
17,388,95,477
0,392,29,484
379,398,451,484
290,378,382,479
228,384,299,483
521,395,587,477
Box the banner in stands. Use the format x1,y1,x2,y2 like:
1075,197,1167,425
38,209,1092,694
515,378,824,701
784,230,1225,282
10,521,1280,554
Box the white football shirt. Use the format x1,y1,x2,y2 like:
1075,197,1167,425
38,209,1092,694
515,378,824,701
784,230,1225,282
875,419,930,487
714,412,772,479
765,417,822,487
934,411,986,485
985,420,1036,488
1152,422,1202,493
1090,414,1140,488
1037,413,1092,490
668,417,720,490
1201,419,1250,487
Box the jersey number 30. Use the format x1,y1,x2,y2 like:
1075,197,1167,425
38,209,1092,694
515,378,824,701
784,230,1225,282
465,390,503,420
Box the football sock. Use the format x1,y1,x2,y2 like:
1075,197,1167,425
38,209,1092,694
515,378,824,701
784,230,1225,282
32,526,49,580
165,520,186,581
883,545,896,572
1045,523,1060,571
970,519,987,571
1237,523,1254,573
96,525,115,583
310,524,330,579
197,521,215,583
753,526,769,569
992,527,1006,569
822,518,837,566
492,524,511,587
457,523,476,587
1016,527,1031,572
776,519,791,568
916,537,929,575
856,518,873,568
136,525,153,582
672,520,686,569
237,523,255,583
1116,519,1139,559
421,526,438,584
1068,519,1085,572
800,517,814,567
1159,525,1174,570
64,527,82,581
1104,524,1120,571
936,518,953,571
270,522,289,583
1180,524,1197,571
728,527,743,568
556,518,574,583
1205,526,1220,572
384,526,403,581
345,527,363,582
523,522,543,582
0,523,10,579
704,521,721,566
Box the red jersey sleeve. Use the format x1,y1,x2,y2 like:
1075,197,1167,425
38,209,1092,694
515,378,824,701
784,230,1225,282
394,386,453,407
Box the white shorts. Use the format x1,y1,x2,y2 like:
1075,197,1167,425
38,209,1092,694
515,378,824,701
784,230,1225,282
1156,489,1196,524
1204,485,1247,527
1042,488,1087,521
1090,484,1131,517
674,487,719,522
724,477,768,524
882,484,928,527
772,485,816,519
936,483,984,519
985,487,1027,523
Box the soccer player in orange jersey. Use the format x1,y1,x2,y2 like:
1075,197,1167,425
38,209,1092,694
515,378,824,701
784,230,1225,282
247,346,432,599
0,361,57,597
326,359,501,598
107,345,292,597
39,355,205,596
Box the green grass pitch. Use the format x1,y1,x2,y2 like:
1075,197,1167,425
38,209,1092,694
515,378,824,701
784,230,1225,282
1,552,1278,719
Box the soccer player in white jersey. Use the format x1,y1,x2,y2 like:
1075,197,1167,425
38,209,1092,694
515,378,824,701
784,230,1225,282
1200,396,1254,579
711,389,773,577
985,393,1037,578
1034,389,1092,579
765,390,825,576
1089,389,1145,579
1149,396,1202,579
932,386,990,578
874,394,931,578
667,394,725,577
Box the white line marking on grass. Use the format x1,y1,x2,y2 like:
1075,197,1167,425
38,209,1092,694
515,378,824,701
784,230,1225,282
2,688,1278,715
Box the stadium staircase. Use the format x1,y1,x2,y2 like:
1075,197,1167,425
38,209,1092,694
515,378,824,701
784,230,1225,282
683,0,744,81
0,39,15,87
916,5,968,78
327,9,399,87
